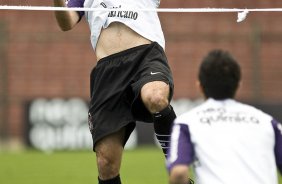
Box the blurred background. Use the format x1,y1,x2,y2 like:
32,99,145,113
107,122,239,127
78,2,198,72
0,0,282,152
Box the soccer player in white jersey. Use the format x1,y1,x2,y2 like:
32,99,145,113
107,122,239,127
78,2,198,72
167,50,282,184
53,0,176,183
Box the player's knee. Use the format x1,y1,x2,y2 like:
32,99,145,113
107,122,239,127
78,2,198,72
97,155,120,179
141,81,170,113
143,92,169,113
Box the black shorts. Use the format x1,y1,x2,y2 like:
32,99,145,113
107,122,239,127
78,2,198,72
88,42,174,149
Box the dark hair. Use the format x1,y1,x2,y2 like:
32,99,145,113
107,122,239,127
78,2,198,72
198,49,241,99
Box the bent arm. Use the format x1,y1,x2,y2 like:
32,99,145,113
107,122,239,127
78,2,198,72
53,0,80,31
167,123,195,184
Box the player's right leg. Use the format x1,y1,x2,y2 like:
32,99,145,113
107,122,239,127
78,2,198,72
140,80,175,157
95,128,125,184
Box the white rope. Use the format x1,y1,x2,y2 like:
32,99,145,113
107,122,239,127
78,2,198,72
1,6,282,22
1,6,282,12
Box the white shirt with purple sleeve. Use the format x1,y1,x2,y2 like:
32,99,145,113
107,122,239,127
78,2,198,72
66,0,165,51
167,98,282,184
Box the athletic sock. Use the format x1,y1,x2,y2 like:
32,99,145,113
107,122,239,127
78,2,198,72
153,105,176,157
189,178,194,184
98,175,121,184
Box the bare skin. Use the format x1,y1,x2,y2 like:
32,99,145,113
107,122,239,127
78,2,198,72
95,128,125,179
54,0,169,180
96,22,152,61
169,165,189,184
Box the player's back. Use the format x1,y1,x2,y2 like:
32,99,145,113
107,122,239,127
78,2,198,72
177,98,279,184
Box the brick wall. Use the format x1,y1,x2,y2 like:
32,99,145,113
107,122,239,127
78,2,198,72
0,0,282,145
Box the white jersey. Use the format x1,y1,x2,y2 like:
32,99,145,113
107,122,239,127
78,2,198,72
167,98,282,184
68,0,165,50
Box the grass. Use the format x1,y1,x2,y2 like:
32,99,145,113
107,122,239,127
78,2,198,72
0,146,281,184
0,146,167,184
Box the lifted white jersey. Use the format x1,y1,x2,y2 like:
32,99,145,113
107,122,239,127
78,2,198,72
167,98,282,184
67,0,165,50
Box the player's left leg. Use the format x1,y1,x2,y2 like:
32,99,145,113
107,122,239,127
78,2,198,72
95,128,125,184
141,81,176,157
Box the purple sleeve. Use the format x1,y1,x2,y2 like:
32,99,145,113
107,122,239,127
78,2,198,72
66,0,85,18
272,119,282,173
167,123,195,172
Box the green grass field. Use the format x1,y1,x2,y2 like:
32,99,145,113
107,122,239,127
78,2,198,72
0,146,281,184
0,147,167,184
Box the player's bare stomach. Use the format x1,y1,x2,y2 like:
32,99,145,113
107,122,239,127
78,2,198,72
95,22,152,61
